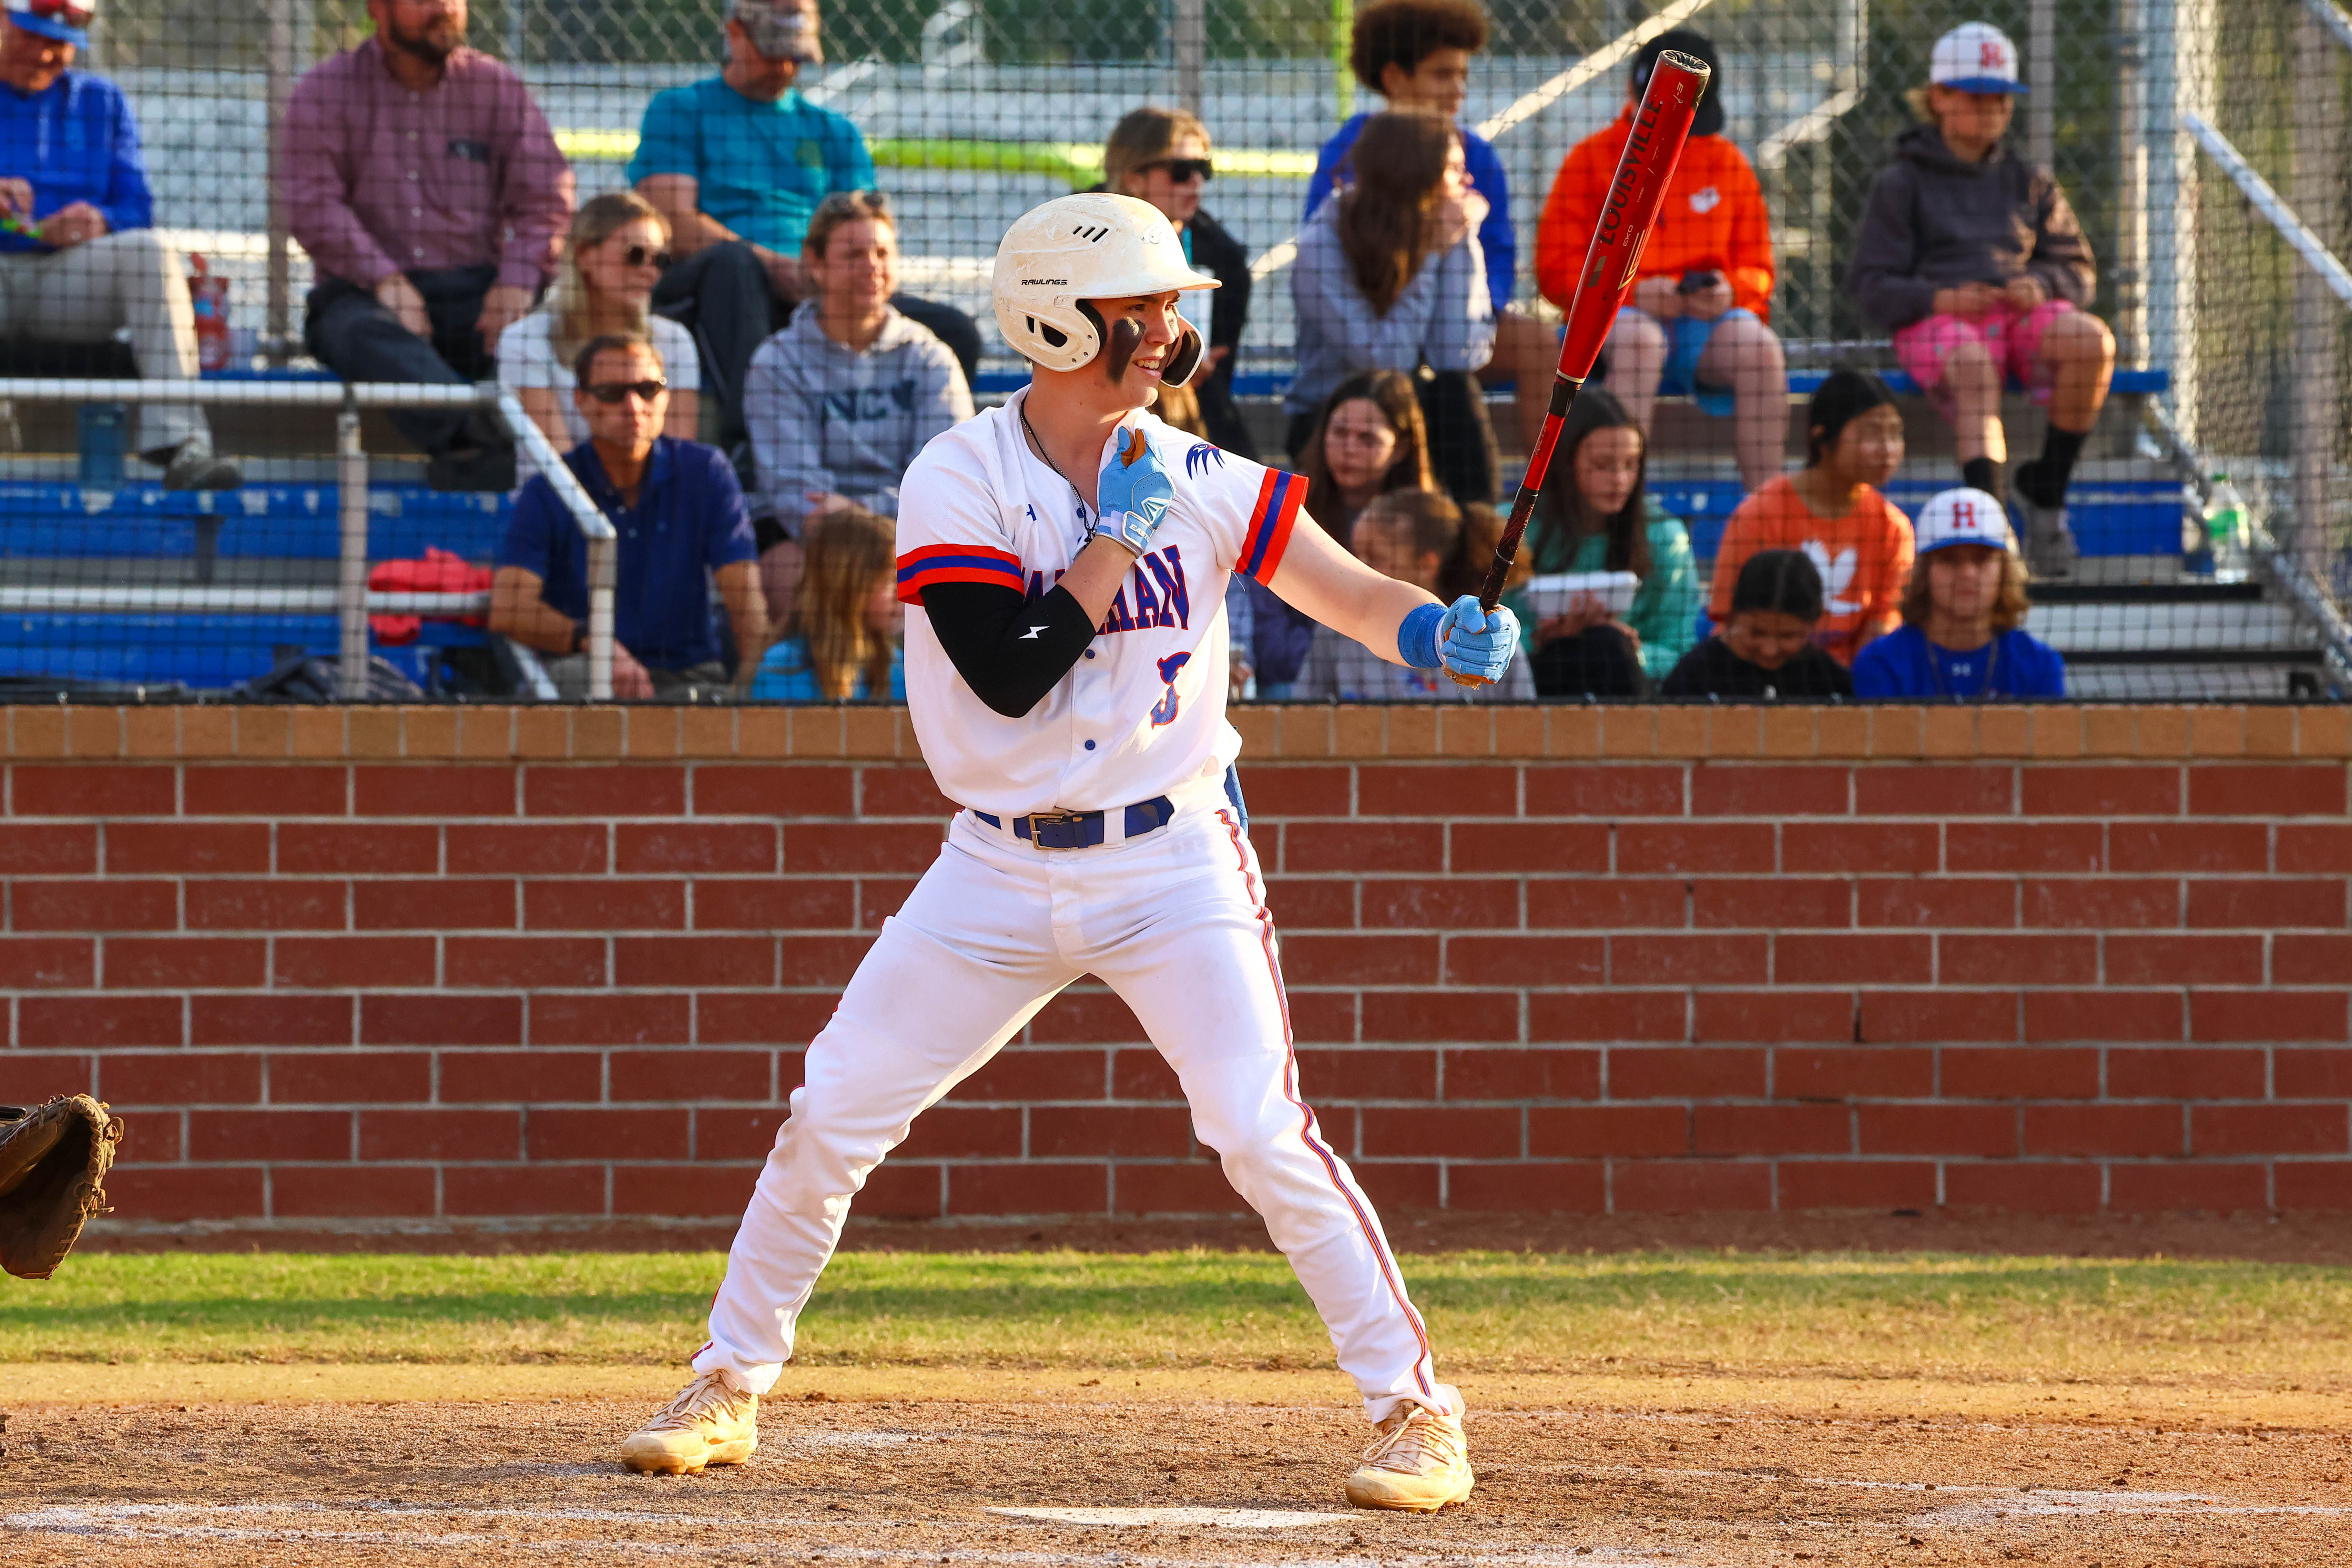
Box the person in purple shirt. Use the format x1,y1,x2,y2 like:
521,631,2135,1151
281,0,572,491
0,0,237,488
1305,0,1555,454
489,332,768,701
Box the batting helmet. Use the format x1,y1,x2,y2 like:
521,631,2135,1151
993,193,1217,378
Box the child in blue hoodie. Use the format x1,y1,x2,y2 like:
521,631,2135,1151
1852,487,2066,700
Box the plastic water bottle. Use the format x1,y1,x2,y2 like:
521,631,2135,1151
2203,474,2250,583
189,253,232,372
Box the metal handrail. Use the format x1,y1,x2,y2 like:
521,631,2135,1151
0,378,617,701
2302,0,2352,55
2181,114,2352,309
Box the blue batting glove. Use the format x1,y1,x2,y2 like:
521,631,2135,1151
1437,595,1521,686
1095,423,1174,555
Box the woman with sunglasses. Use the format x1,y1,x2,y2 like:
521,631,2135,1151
1101,107,1255,458
499,191,701,485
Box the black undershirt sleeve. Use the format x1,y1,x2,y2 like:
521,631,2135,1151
919,580,1102,718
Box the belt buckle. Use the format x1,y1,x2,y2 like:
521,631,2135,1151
1025,809,1089,850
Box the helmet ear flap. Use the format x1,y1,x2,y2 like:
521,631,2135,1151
1160,320,1205,387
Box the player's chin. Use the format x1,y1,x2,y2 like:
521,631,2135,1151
1116,363,1171,406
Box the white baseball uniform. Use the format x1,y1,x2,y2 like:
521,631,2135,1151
693,388,1452,1422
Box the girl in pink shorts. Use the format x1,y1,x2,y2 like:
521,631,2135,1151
1847,22,2117,576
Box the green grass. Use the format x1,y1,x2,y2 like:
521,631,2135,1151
8,1250,2349,1388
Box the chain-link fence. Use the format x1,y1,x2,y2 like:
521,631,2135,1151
0,0,2341,700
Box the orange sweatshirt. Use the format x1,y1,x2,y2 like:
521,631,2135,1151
1536,110,1776,320
1706,476,1916,665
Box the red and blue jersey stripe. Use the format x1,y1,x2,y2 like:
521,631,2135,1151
896,543,1024,604
1238,469,1305,586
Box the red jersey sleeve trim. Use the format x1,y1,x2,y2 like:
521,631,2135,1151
1238,469,1306,586
895,542,1025,604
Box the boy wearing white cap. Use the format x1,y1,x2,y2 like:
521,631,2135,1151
1851,486,2066,700
1847,22,2114,579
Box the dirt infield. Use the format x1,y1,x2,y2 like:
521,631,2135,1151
4,1373,2346,1567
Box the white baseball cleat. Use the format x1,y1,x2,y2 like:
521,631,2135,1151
1344,1401,1474,1511
620,1369,759,1475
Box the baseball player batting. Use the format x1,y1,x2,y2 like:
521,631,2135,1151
618,191,1523,1510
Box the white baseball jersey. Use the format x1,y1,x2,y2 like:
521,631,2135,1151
690,386,1452,1431
893,387,1305,815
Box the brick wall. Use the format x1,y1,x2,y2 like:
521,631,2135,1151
2,702,2348,1222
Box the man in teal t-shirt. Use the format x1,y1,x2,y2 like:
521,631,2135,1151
631,0,977,464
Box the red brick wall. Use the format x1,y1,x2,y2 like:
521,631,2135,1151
2,704,2348,1221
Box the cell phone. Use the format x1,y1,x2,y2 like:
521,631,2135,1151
1677,270,1722,295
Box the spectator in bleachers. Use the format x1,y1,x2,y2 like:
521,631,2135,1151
1847,22,2112,578
500,192,700,486
748,503,903,701
489,332,765,700
628,0,979,461
1251,369,1436,697
1306,0,1556,454
743,191,971,627
1297,489,1533,701
1503,389,1697,698
1852,487,2065,699
284,0,572,492
1659,548,1854,699
0,0,238,489
1102,107,1254,458
1536,30,1788,495
1289,110,1494,486
1707,369,1913,666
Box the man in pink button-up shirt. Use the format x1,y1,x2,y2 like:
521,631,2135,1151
280,0,571,490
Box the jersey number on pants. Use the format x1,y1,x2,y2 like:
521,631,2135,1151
1151,652,1191,726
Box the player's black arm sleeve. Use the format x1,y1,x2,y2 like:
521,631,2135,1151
919,581,1101,718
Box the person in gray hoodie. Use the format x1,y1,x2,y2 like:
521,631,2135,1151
744,190,973,618
1286,109,1494,471
1846,22,2114,578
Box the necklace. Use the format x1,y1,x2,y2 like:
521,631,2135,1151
1927,632,2001,702
1019,399,1080,497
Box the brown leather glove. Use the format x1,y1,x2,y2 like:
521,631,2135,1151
0,1096,123,1279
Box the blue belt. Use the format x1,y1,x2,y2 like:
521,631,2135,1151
971,796,1176,849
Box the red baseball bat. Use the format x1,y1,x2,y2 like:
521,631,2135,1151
1457,50,1712,660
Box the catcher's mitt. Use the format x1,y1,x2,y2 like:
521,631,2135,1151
0,1096,123,1280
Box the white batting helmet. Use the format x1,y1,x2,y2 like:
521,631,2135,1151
993,193,1219,374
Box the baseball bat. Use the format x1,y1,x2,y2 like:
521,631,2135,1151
1449,50,1710,682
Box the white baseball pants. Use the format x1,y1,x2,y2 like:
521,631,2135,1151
695,797,1449,1423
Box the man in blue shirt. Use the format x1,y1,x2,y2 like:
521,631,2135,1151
631,0,977,465
0,0,236,488
1851,488,2068,700
1302,0,1556,455
490,331,767,700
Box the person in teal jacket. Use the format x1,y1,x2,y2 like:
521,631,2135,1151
749,504,906,702
1503,389,1699,696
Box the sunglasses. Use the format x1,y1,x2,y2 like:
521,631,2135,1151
615,243,673,269
582,379,668,404
1144,157,1213,184
24,0,93,27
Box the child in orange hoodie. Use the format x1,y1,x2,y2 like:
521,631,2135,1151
1536,30,1788,493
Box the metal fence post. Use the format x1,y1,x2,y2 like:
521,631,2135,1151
264,0,312,362
2027,0,2057,168
2113,0,2152,367
2291,3,2342,583
1174,0,1205,115
2146,0,2216,443
336,393,369,701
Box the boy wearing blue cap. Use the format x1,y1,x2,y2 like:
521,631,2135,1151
0,0,238,488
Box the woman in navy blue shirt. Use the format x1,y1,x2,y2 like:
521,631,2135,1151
1852,487,2066,700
